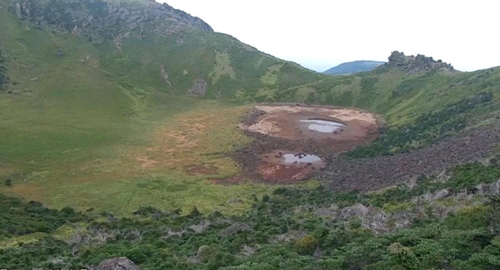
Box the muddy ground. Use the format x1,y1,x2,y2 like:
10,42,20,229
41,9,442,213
230,104,380,184
240,105,380,152
226,104,500,191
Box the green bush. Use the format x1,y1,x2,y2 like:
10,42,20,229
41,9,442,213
294,235,319,255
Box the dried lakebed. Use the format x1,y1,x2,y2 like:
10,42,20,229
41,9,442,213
233,105,381,184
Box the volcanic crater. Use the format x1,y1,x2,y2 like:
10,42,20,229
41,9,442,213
235,105,382,183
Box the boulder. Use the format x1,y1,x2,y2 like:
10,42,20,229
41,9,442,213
97,257,141,270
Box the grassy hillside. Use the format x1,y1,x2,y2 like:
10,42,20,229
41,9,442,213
0,0,324,216
1,0,500,268
323,60,385,75
1,0,500,216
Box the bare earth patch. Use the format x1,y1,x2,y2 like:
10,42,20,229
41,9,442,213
240,105,379,152
229,104,382,184
134,105,250,177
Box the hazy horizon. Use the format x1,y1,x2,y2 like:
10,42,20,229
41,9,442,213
160,0,499,72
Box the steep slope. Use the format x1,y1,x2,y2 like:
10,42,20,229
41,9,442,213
323,60,385,75
0,0,323,102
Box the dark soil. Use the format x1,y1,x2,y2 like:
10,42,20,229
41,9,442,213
323,124,500,191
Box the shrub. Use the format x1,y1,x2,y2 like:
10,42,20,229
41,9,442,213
294,235,319,255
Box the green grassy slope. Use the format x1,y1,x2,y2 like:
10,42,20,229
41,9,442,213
0,3,321,215
1,0,500,217
323,60,385,75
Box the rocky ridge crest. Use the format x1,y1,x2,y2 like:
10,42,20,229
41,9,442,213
386,51,455,73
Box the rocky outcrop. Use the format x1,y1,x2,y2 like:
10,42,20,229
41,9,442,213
385,51,455,73
8,0,213,44
160,64,172,87
188,78,207,96
97,257,141,270
220,222,253,236
314,204,415,234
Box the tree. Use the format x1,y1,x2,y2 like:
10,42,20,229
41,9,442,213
5,179,12,186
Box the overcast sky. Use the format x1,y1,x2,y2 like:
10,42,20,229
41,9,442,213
159,0,499,72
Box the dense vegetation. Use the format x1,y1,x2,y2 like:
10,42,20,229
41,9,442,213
1,161,500,269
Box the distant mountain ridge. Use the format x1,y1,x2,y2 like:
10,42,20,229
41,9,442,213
6,0,214,45
323,60,385,75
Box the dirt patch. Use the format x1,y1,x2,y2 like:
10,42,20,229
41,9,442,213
239,105,380,153
259,150,326,184
229,104,381,184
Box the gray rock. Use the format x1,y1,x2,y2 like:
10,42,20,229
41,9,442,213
188,78,207,96
97,257,141,270
432,188,451,200
362,207,388,233
160,64,172,87
339,203,368,219
386,51,455,73
220,222,252,236
14,2,21,18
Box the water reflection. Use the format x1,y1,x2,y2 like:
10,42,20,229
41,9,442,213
283,153,322,164
300,119,344,133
